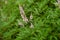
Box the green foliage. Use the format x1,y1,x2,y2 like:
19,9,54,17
0,0,60,40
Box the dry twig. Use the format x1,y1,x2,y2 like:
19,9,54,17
57,0,60,3
30,13,34,28
30,23,34,28
57,0,60,8
19,4,34,28
19,4,28,23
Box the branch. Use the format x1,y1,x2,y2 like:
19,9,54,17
19,4,28,23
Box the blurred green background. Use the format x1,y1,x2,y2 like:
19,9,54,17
0,0,60,40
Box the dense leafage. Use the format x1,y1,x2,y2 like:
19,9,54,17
0,0,60,40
